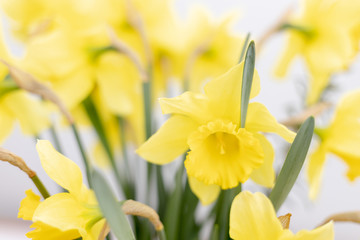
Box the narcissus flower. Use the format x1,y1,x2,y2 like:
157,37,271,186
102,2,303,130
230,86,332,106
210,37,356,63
229,191,334,239
182,8,244,91
18,140,105,240
0,21,49,143
274,0,360,105
137,63,295,204
308,90,360,199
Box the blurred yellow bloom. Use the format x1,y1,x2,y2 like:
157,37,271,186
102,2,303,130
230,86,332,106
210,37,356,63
21,28,145,142
308,90,360,199
182,8,244,91
0,21,49,143
137,63,295,204
18,140,105,240
274,0,360,105
230,191,334,240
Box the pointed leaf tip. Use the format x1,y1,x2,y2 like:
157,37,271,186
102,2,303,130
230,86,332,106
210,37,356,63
240,41,256,128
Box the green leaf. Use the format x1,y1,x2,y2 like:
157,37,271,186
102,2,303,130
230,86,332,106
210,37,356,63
269,117,315,212
238,33,251,63
92,169,135,240
164,164,184,240
240,41,256,128
210,225,219,240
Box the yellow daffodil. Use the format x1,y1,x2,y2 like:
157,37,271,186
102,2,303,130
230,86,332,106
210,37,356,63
229,191,334,240
21,27,145,143
308,90,360,199
182,8,244,91
137,63,295,205
18,140,105,240
274,0,360,105
0,0,119,41
0,20,49,143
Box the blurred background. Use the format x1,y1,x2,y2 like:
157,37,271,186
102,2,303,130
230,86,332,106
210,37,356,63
1,0,360,239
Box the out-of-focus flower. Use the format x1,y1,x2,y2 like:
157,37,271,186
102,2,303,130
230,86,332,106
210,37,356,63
137,63,295,205
0,21,49,143
182,8,244,91
229,191,334,239
307,90,360,199
21,28,145,143
274,0,360,105
18,140,105,240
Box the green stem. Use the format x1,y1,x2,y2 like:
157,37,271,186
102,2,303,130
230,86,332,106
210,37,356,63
215,184,242,240
156,165,167,219
118,117,135,199
164,163,184,240
31,175,50,199
179,177,199,240
158,229,167,240
82,96,126,196
49,124,63,154
279,23,314,37
142,66,154,203
71,123,92,188
82,96,114,163
118,117,131,177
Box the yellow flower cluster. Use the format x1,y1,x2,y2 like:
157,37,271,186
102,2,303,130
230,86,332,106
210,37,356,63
1,0,358,238
0,0,245,149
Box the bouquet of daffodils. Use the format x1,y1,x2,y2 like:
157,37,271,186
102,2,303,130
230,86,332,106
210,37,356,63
1,0,360,239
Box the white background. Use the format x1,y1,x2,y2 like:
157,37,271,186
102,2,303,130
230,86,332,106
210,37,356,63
1,0,360,239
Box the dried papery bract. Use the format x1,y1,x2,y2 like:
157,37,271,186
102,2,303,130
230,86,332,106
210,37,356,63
256,4,294,52
122,199,164,231
0,147,35,178
281,102,332,128
107,28,148,82
0,147,50,198
124,0,153,65
320,211,360,226
0,59,74,124
278,213,291,229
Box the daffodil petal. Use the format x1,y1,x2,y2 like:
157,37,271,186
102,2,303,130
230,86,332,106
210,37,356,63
137,115,199,164
307,145,327,200
326,89,360,155
53,67,95,110
0,102,14,143
2,91,50,135
250,134,275,188
229,191,283,240
246,102,295,142
18,189,41,221
27,221,80,240
159,91,211,124
289,221,334,240
273,32,304,78
306,69,330,105
188,176,220,205
204,62,261,124
36,140,84,196
32,193,86,234
96,52,139,116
